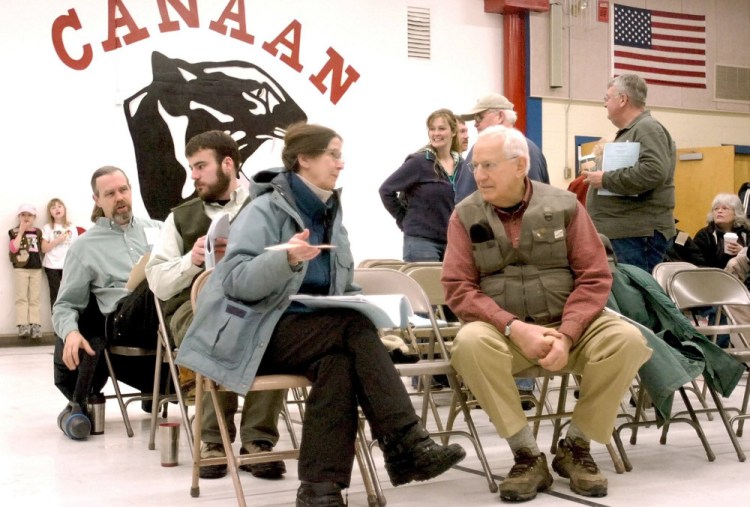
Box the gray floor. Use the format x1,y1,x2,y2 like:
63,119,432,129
1,344,748,506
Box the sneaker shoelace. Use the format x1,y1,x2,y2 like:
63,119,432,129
508,453,540,477
569,442,600,473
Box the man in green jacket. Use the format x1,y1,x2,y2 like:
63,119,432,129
585,74,677,273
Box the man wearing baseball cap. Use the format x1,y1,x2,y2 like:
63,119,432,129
454,93,549,203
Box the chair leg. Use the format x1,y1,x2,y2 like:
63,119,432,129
103,349,134,438
447,375,498,493
356,421,385,507
705,383,746,462
209,381,246,507
148,338,165,450
190,374,205,498
735,376,750,437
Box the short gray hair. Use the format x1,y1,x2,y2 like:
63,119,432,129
609,74,648,108
477,125,530,175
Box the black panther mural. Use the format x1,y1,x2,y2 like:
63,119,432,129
124,51,307,220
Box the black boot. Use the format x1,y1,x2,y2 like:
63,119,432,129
296,481,345,507
379,423,466,486
57,402,91,440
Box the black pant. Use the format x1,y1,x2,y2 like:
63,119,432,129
53,281,167,408
44,268,62,310
258,309,417,487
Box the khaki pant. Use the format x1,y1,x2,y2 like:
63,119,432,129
451,312,652,444
14,268,42,325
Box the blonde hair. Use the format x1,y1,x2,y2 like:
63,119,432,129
46,198,71,226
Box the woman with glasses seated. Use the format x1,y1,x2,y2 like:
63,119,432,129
689,193,749,269
378,108,463,262
178,122,465,507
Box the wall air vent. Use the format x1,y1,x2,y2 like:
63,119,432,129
715,65,750,103
407,6,431,60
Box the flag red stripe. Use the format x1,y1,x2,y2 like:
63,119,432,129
652,33,706,45
650,9,705,21
613,50,705,66
642,78,706,89
651,21,705,33
613,62,706,78
649,44,705,55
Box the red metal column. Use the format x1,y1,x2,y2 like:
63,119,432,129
503,12,527,134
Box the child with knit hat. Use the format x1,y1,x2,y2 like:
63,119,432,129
8,203,44,338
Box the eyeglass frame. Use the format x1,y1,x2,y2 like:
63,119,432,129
319,148,344,162
468,155,520,174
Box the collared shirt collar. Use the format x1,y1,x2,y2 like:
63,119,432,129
492,177,532,217
95,216,134,231
204,185,249,210
421,145,462,167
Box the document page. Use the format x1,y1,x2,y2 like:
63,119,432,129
289,294,414,329
598,142,640,196
205,213,230,269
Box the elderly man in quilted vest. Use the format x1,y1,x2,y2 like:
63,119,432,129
441,125,652,502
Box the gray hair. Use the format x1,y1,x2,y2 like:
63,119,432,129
477,125,530,175
503,109,518,126
609,74,647,109
706,193,749,228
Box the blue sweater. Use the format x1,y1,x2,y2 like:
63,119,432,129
379,149,458,243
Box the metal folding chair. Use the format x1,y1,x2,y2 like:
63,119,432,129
187,269,378,507
353,268,498,504
148,296,194,453
651,261,697,291
667,267,750,462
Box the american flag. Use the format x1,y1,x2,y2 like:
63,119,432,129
613,4,706,89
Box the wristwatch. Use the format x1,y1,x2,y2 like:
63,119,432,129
504,318,518,337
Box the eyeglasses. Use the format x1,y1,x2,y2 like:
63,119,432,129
322,149,344,162
468,155,519,174
473,109,499,124
603,93,624,103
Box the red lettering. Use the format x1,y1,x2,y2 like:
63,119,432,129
51,8,93,71
157,0,199,33
262,19,303,73
101,0,150,52
309,48,360,105
208,0,254,44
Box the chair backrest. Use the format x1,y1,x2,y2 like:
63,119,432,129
190,268,213,311
668,268,750,310
652,261,697,292
356,258,405,269
353,268,450,358
402,265,446,306
399,261,443,274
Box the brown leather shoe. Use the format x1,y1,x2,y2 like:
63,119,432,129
239,441,286,479
499,448,553,502
199,442,228,479
552,437,608,497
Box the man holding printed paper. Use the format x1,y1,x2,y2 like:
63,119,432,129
146,130,286,480
585,73,676,273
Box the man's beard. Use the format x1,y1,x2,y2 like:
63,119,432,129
197,168,232,203
111,201,132,225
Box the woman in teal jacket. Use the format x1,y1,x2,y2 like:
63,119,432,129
178,123,464,506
